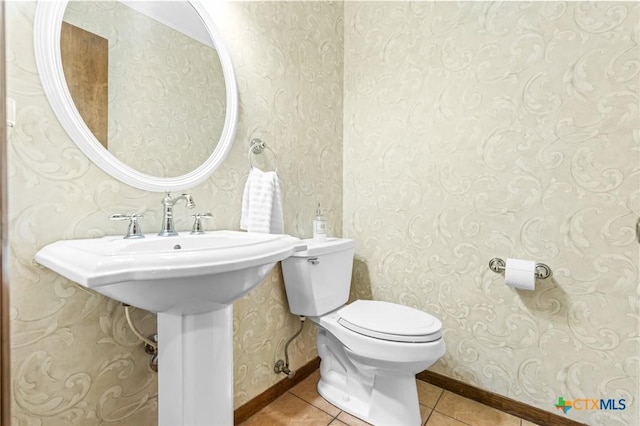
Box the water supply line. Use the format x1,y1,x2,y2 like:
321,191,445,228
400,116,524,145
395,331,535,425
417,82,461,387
123,304,159,371
274,316,305,378
123,304,157,350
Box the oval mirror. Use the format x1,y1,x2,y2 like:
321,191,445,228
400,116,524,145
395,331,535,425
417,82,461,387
34,1,238,192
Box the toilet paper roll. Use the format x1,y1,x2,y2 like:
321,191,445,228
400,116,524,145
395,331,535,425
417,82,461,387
505,258,536,290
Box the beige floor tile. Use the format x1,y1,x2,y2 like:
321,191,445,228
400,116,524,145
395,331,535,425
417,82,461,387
522,420,541,426
241,392,333,426
338,406,430,426
289,370,341,416
328,419,350,426
434,391,520,426
420,404,433,425
417,380,444,408
336,411,372,426
426,411,469,426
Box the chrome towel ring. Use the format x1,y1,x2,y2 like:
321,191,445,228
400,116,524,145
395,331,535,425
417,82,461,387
248,138,278,172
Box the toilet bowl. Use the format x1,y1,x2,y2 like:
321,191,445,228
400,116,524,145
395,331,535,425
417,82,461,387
281,238,446,425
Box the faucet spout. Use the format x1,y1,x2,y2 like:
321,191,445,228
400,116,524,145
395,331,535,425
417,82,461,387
179,194,196,209
158,192,196,236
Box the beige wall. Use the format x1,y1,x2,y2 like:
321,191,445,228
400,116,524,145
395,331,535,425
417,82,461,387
7,1,640,425
7,1,342,424
343,2,639,425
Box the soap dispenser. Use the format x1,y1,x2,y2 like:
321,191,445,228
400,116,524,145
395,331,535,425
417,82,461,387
313,203,327,241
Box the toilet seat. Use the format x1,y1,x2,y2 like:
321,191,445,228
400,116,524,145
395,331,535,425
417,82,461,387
314,305,445,365
337,300,442,343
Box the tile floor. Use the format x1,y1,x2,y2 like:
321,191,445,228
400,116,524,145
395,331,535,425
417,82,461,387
240,370,540,426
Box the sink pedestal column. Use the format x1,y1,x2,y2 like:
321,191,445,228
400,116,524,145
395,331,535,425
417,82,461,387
158,306,233,426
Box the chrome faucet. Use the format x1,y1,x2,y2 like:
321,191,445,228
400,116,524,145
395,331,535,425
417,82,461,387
158,192,195,236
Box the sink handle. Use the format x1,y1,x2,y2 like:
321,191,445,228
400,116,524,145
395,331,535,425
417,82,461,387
110,213,145,239
190,213,213,235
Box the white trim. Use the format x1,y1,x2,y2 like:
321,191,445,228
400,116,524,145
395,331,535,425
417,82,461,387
34,1,238,192
119,1,214,48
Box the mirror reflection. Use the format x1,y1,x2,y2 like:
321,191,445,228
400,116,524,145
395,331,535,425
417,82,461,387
61,1,226,178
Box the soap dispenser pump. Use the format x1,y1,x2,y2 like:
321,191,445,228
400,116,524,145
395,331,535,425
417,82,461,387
313,203,327,241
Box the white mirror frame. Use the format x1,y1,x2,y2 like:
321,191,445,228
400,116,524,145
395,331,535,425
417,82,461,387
34,1,238,192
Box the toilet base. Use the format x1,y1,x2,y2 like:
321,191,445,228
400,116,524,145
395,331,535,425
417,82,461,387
318,371,422,425
315,328,437,426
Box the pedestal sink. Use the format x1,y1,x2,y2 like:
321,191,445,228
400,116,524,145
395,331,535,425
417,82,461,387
35,230,305,425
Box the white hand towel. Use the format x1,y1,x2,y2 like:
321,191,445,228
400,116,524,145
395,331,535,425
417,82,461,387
240,168,284,234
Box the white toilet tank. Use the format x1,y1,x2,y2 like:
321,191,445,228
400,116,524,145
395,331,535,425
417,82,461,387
281,238,355,316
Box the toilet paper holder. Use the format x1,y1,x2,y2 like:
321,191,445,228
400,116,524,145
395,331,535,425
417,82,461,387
488,258,552,279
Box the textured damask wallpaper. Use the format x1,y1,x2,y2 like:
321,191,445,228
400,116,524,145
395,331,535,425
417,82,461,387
63,1,226,178
343,2,639,425
7,1,342,424
7,1,639,425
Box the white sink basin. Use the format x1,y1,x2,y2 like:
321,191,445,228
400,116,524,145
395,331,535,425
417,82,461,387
35,230,305,314
36,229,306,425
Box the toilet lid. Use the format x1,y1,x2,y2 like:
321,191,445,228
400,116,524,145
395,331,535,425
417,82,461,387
337,300,442,343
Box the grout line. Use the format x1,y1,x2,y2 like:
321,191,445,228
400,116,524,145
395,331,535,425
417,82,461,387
423,390,445,426
420,383,446,425
439,412,475,426
333,410,344,425
431,391,476,426
432,388,446,411
287,390,341,419
423,407,434,426
429,393,493,426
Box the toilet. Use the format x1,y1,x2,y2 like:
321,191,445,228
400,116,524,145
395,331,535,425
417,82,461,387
281,238,446,426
